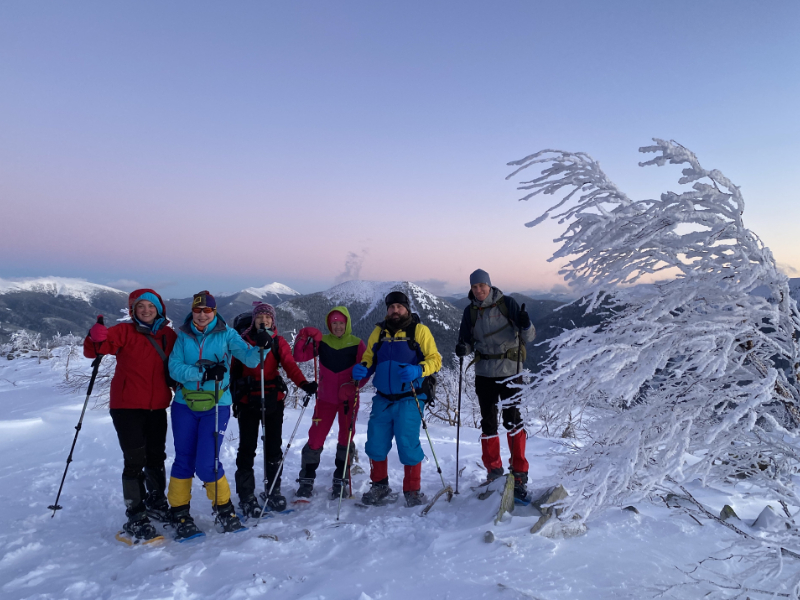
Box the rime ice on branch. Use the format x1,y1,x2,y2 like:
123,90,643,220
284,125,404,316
508,139,800,519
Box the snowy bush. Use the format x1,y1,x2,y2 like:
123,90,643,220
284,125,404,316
426,356,481,428
508,139,800,521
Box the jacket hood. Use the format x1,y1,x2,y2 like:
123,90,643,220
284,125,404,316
322,306,361,350
128,288,169,332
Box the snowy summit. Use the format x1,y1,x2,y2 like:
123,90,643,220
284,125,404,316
0,277,125,303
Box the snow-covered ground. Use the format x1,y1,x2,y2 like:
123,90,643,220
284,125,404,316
0,352,792,600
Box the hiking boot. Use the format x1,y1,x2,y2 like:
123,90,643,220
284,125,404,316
238,495,262,520
404,490,426,508
123,511,160,541
215,501,245,533
513,472,531,504
259,486,287,512
295,478,314,499
170,505,203,541
330,477,346,500
486,467,504,483
145,494,171,523
361,482,392,506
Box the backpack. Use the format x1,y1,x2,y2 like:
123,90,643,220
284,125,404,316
373,313,437,405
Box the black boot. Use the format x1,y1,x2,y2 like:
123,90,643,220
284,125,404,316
144,466,170,523
295,477,314,498
214,500,246,533
331,477,346,500
238,494,262,520
361,478,393,506
513,472,531,504
403,490,426,508
261,460,287,511
170,505,203,541
122,508,161,541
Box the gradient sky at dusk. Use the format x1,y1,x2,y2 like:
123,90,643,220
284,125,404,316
2,1,799,298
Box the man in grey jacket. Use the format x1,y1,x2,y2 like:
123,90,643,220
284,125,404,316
456,268,536,501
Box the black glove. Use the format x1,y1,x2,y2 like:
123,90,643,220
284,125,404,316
253,327,273,350
300,381,318,396
455,341,468,357
517,309,531,330
202,363,227,383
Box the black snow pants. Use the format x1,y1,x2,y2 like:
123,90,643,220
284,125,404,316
234,399,284,500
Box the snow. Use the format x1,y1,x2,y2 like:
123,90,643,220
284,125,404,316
240,282,301,299
2,351,796,599
0,277,125,302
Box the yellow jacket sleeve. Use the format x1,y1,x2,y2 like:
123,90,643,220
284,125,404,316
415,324,442,377
360,326,383,370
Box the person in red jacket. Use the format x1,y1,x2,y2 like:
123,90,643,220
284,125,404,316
293,306,366,500
83,289,177,542
231,302,317,518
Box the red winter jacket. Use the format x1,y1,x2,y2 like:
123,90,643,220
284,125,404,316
83,289,177,410
231,329,308,404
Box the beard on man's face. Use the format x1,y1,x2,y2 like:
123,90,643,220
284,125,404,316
387,311,408,328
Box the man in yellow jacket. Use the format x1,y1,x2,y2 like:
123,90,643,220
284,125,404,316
352,291,442,507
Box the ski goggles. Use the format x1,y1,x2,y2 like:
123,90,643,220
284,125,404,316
192,306,215,314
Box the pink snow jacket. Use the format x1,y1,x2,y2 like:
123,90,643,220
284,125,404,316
293,306,366,405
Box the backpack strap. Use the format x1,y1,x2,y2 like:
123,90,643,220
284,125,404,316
144,333,176,387
470,296,514,332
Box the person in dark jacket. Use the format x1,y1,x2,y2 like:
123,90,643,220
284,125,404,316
84,289,177,542
456,269,536,501
293,306,366,500
231,302,317,518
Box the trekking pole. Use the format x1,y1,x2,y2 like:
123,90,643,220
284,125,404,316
213,374,220,519
254,389,315,527
455,354,463,494
337,382,360,521
49,316,105,517
258,325,269,506
410,385,453,501
510,303,526,480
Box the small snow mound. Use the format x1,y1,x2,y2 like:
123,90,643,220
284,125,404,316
0,277,125,302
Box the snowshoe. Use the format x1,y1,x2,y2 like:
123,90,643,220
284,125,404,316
513,472,531,505
145,495,171,523
330,477,347,500
359,483,397,507
404,490,426,508
238,495,262,520
295,478,314,499
470,468,505,491
116,511,163,545
170,505,205,542
215,501,247,533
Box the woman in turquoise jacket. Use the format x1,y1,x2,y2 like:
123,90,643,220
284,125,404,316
167,290,268,539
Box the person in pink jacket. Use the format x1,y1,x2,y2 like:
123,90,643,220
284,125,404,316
293,306,366,500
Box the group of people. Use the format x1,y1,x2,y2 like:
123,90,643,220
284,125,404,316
83,269,535,543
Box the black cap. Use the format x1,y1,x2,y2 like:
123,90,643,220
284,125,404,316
385,291,410,313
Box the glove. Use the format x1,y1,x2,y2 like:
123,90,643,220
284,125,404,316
89,323,108,342
455,341,468,357
398,364,423,383
517,309,531,330
300,381,318,396
253,327,273,350
202,363,227,383
352,364,368,381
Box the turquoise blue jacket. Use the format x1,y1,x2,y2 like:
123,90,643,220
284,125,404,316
169,313,265,407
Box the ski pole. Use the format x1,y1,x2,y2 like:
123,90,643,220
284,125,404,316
511,304,526,474
254,390,315,527
49,316,105,517
258,324,269,506
455,354,463,494
410,385,452,500
337,382,360,521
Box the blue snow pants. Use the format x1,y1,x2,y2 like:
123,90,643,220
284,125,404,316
170,401,231,483
364,394,424,466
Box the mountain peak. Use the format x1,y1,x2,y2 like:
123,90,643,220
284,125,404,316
0,277,126,302
240,282,300,299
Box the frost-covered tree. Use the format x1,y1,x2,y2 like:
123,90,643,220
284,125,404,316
508,139,800,521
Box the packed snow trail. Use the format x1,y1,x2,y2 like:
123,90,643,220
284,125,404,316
0,353,791,599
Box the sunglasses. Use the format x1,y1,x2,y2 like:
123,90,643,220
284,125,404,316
192,307,215,314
